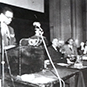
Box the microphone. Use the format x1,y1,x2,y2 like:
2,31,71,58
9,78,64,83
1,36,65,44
33,22,44,33
33,22,41,27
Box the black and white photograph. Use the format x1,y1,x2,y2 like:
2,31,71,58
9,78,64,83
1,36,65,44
0,0,87,87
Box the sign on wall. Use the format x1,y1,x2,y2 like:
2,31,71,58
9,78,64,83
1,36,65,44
0,0,44,13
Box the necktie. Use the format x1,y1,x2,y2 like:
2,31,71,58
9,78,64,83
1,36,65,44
70,47,72,51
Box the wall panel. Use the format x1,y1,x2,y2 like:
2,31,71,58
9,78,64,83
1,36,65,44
61,0,71,41
49,0,84,46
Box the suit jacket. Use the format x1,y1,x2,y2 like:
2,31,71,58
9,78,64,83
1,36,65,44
60,44,78,57
0,25,16,78
0,26,16,54
47,45,66,63
0,26,16,46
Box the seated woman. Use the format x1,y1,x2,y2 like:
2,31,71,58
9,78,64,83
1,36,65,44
60,38,78,64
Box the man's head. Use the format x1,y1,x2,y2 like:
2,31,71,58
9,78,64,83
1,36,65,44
67,38,74,45
58,40,64,47
1,7,13,25
80,42,84,46
52,38,58,47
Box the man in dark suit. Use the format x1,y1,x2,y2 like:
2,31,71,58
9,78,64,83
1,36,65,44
47,38,66,64
0,7,16,81
0,7,16,47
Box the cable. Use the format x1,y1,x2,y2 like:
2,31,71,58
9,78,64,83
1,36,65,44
40,34,65,87
4,49,15,87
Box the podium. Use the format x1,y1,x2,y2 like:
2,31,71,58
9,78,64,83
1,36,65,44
19,45,45,75
7,45,45,75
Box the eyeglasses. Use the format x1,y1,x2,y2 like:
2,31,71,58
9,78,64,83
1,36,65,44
5,15,13,19
3,13,13,19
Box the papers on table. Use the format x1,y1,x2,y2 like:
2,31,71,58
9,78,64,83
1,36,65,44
4,45,16,50
20,74,35,82
29,76,55,84
17,74,55,84
57,62,87,69
57,63,68,67
82,56,87,60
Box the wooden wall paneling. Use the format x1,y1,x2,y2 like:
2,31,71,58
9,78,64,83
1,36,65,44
82,0,86,41
71,0,83,46
49,0,62,41
76,0,83,46
71,0,84,46
49,0,55,41
49,0,84,45
86,0,87,40
54,0,61,40
49,0,71,41
71,0,76,39
61,0,71,41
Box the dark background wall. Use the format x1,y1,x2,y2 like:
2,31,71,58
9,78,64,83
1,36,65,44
0,1,50,44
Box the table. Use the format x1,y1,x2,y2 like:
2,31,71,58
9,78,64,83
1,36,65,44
68,65,87,87
5,66,83,87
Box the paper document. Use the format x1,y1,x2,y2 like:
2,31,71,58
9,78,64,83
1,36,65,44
4,45,16,50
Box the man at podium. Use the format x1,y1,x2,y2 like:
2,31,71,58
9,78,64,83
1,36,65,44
0,7,16,47
0,7,16,79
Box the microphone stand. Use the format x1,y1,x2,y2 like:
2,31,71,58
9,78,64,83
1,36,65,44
39,27,65,87
1,21,5,87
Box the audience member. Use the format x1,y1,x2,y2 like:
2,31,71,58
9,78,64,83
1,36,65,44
58,40,65,48
83,40,87,55
77,42,85,55
80,40,87,60
60,38,78,64
47,38,66,64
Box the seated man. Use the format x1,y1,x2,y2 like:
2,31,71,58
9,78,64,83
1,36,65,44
77,42,85,55
60,38,78,64
81,40,87,60
47,38,66,64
